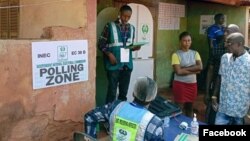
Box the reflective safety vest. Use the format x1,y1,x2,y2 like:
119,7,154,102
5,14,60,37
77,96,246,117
104,22,135,71
109,102,154,141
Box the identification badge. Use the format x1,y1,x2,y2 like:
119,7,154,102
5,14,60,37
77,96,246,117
120,48,129,62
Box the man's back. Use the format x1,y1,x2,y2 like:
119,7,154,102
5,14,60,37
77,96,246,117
84,76,164,140
109,101,164,141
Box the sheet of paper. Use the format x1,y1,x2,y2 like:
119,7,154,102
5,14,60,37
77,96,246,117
158,2,185,30
120,48,129,62
174,133,198,141
133,42,149,46
128,42,149,49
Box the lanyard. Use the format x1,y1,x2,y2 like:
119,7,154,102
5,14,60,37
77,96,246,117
119,24,129,47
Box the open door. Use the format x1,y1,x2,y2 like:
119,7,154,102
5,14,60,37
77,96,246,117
96,7,118,106
127,3,154,102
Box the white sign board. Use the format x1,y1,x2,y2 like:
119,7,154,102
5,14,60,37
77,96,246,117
200,15,214,34
32,40,88,89
158,2,185,30
200,15,227,34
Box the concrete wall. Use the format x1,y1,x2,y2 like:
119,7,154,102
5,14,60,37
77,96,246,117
19,0,87,38
0,0,96,140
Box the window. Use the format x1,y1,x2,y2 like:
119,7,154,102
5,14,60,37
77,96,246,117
0,0,19,39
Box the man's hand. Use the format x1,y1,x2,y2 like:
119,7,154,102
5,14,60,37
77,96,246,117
244,114,250,125
106,52,117,65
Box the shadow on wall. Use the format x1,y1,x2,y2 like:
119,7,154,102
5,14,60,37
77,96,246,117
0,101,25,140
0,100,83,141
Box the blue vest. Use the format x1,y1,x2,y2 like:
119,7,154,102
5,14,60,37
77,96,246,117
109,102,154,141
104,22,135,70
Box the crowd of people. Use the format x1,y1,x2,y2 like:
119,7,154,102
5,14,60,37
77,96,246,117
82,5,250,140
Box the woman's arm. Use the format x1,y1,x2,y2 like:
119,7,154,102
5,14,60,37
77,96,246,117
184,60,203,72
173,60,202,75
173,64,198,75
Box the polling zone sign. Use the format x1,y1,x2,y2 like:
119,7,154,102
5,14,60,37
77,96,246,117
32,40,88,89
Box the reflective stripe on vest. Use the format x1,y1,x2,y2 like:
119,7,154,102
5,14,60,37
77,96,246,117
108,22,134,47
110,102,154,141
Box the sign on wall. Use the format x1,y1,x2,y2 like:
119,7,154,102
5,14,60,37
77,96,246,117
158,2,185,30
200,15,227,34
200,15,214,34
32,40,88,89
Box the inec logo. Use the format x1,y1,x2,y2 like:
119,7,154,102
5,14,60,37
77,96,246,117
141,24,149,40
57,45,68,61
142,24,149,34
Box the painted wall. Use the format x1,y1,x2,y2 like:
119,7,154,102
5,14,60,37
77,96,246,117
0,0,96,140
158,1,248,88
19,0,87,38
155,0,187,88
96,0,248,91
187,1,247,67
97,0,113,13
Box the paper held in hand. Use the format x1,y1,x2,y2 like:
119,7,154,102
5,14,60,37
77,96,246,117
127,42,149,49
